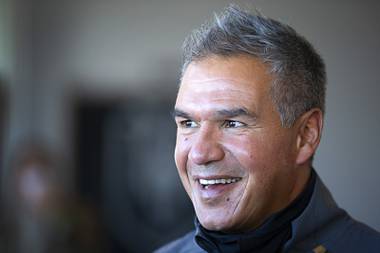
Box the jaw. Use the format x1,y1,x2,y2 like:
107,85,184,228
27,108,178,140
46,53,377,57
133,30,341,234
190,177,247,231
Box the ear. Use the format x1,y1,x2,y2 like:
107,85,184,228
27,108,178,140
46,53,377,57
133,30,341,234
295,108,323,165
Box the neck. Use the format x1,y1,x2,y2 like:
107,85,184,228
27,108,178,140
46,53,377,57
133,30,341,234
289,165,312,206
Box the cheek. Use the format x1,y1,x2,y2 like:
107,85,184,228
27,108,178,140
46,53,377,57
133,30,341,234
174,135,192,191
223,132,292,173
223,135,265,170
175,135,190,169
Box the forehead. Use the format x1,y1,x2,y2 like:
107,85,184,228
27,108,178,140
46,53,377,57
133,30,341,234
177,56,273,113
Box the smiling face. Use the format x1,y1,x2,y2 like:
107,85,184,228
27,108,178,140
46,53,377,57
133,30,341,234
174,55,313,232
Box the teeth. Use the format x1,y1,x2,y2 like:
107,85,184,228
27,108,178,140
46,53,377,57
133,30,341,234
199,178,240,186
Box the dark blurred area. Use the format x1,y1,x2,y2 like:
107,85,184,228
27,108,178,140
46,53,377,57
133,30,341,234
1,0,197,252
72,93,194,252
0,96,194,253
1,0,380,252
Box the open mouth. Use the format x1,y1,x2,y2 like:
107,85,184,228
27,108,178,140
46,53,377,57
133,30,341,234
199,177,242,189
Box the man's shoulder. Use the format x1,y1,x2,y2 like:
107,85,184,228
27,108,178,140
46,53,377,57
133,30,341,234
329,216,380,252
304,214,380,253
288,173,380,252
288,206,380,253
154,230,204,253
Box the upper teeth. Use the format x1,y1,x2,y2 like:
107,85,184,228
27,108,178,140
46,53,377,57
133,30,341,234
199,178,240,185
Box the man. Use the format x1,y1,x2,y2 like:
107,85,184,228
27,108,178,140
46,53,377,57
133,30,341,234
156,5,380,253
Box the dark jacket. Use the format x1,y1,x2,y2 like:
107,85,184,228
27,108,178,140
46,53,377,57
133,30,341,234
155,174,380,253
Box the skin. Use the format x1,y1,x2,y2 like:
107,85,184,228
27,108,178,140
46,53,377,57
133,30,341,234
174,55,323,232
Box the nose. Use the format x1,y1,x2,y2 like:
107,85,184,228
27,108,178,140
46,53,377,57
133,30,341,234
189,125,225,165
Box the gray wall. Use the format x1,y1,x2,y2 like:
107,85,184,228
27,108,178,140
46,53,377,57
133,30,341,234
4,0,380,231
0,0,12,173
0,0,12,77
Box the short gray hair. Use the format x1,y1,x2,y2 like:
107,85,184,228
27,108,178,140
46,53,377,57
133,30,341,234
181,5,326,127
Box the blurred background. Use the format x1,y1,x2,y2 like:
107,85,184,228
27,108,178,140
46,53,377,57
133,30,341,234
0,0,379,252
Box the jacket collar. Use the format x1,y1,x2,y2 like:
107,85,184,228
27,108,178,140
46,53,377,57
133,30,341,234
284,173,346,252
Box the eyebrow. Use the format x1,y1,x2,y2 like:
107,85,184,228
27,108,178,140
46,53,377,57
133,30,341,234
172,107,256,120
172,109,193,119
216,108,255,118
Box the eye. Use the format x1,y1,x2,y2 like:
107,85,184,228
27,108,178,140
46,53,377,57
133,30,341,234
222,120,246,128
179,120,198,128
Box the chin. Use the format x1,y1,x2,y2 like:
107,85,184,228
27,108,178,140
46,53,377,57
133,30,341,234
201,220,229,231
198,213,236,232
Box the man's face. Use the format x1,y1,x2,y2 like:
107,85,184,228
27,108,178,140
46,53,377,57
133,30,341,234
174,55,307,232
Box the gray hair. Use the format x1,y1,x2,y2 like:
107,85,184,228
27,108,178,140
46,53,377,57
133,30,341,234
181,5,326,127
